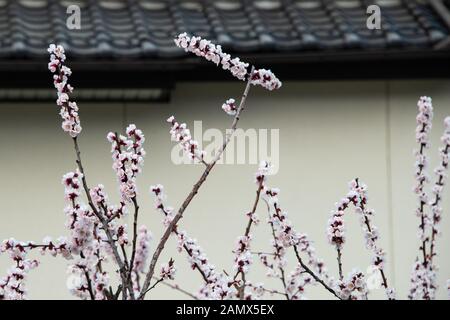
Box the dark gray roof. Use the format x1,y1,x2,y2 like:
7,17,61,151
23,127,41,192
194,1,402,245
1,0,449,60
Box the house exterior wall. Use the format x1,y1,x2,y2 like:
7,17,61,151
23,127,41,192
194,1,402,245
0,79,449,299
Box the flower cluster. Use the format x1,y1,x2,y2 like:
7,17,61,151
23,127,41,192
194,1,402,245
174,33,248,81
327,208,346,249
338,269,368,300
285,264,313,300
174,33,281,91
177,230,241,300
261,177,334,297
327,186,362,249
233,236,252,274
408,258,436,300
250,69,282,91
429,117,450,261
0,256,38,300
62,171,96,254
160,258,176,280
409,97,447,300
167,116,205,163
350,180,395,298
414,96,433,241
296,234,330,282
150,184,175,227
409,113,450,300
48,44,81,137
326,179,394,298
263,188,300,248
150,185,237,299
62,171,114,299
0,238,70,300
107,124,146,202
176,231,214,279
133,226,152,273
231,162,272,282
222,98,237,116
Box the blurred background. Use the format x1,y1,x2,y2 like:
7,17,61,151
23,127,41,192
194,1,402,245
0,0,450,299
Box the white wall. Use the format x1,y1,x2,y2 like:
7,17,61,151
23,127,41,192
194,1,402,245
0,80,449,299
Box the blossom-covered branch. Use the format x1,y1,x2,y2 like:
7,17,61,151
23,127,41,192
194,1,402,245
262,186,339,299
409,99,450,300
232,161,268,299
327,179,394,299
174,33,281,91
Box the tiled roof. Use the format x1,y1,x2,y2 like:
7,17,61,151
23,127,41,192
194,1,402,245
0,0,449,60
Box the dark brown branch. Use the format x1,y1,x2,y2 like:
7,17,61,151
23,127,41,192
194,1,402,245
234,181,263,299
264,201,289,300
353,179,390,295
139,67,255,300
337,248,343,281
158,204,209,283
153,277,199,300
141,278,164,297
293,246,342,300
127,196,140,297
80,252,95,300
429,144,449,264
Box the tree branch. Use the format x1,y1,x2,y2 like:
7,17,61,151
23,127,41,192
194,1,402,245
234,181,263,299
139,67,255,300
293,246,342,300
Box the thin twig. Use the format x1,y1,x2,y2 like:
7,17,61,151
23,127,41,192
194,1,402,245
251,251,276,256
83,270,95,300
153,277,199,300
141,278,164,297
353,179,390,294
234,181,263,299
80,252,95,300
158,204,209,282
127,197,140,290
139,66,255,300
293,245,342,300
337,248,343,281
263,201,289,300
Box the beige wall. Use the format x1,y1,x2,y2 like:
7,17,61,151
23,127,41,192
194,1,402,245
0,80,449,300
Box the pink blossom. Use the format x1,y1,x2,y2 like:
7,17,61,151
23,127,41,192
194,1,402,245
414,96,433,241
167,116,205,163
160,258,176,280
174,33,281,90
133,226,152,273
233,236,253,274
174,33,249,81
222,98,237,116
48,44,81,137
250,68,282,91
286,264,313,300
107,124,146,202
337,269,368,300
